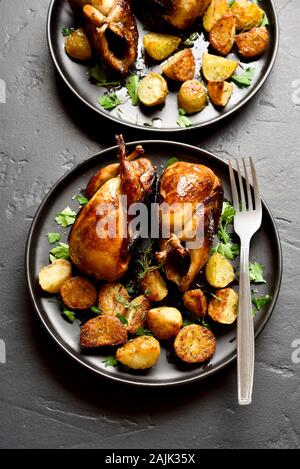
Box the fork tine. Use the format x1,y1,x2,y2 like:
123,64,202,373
242,158,253,211
228,160,239,211
236,159,246,211
249,157,262,212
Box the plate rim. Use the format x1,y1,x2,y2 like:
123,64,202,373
46,0,280,133
25,140,283,386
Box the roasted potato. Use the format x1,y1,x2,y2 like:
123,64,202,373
126,295,150,334
147,307,183,340
38,259,72,294
61,276,97,309
209,14,236,56
143,32,181,61
178,80,208,114
208,80,233,107
205,252,235,288
183,289,207,318
98,282,129,317
116,336,160,369
208,288,238,324
140,269,168,302
174,324,216,364
203,0,229,32
231,0,264,31
138,72,168,107
235,26,269,58
80,315,127,348
65,28,92,61
202,53,238,81
162,49,195,82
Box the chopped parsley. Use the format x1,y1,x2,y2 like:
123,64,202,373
47,232,61,244
62,27,75,37
55,206,76,227
98,92,121,110
102,355,117,367
91,306,102,314
136,326,153,336
166,157,179,168
89,65,122,86
213,202,240,260
116,313,128,325
62,309,76,322
177,108,191,128
126,74,139,106
249,262,266,284
232,67,255,88
252,294,272,316
50,242,70,260
183,32,198,47
74,194,88,206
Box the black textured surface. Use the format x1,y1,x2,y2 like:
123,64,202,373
0,0,300,449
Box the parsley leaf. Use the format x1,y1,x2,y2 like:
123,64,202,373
55,206,76,227
166,157,179,167
177,108,191,128
116,313,128,325
261,13,269,27
126,74,139,106
213,202,239,259
62,27,75,37
252,294,272,316
97,92,121,110
249,262,266,284
91,306,102,314
50,242,70,260
47,232,61,244
49,253,56,263
102,355,117,367
228,0,236,6
62,309,76,322
74,194,88,206
89,65,121,86
117,294,130,308
184,32,198,47
183,319,194,327
232,67,255,88
136,326,153,337
221,201,236,224
214,242,240,260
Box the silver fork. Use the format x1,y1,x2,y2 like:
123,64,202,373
228,157,262,406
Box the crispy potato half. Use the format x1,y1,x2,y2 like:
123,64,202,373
140,269,168,302
162,49,195,82
203,0,229,32
80,315,127,348
126,295,150,334
178,80,208,114
98,282,129,317
116,336,160,369
208,288,238,324
65,28,92,61
147,307,183,340
61,276,97,309
209,15,236,56
138,72,168,107
235,26,269,58
38,259,72,294
202,53,238,81
208,80,233,107
205,252,235,288
143,32,181,61
231,0,264,31
174,324,216,364
183,289,207,318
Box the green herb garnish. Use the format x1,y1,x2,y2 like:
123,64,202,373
228,0,236,6
261,13,269,27
62,309,76,322
126,74,139,106
47,232,61,244
249,262,266,284
74,194,88,206
232,67,255,88
50,242,70,260
102,355,117,367
182,319,194,327
55,206,76,227
62,27,75,37
212,202,240,260
117,294,130,308
136,326,153,337
184,32,198,47
98,92,121,110
177,108,191,128
91,306,102,314
116,313,128,325
89,65,122,86
166,157,179,167
252,294,272,313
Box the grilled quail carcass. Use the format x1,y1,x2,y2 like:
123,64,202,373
156,161,223,292
69,136,155,281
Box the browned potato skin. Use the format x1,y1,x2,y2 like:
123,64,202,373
183,289,207,318
162,49,195,82
126,295,150,334
116,336,160,369
174,324,216,363
208,80,233,107
98,282,129,317
178,80,208,114
147,307,183,340
60,276,97,309
231,0,264,31
80,315,127,348
208,288,238,324
209,15,236,56
65,28,92,61
140,269,168,302
235,27,269,59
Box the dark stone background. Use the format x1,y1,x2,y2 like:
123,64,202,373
0,0,299,449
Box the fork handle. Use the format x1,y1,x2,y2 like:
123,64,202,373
237,243,255,405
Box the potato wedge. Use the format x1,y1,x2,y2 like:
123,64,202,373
65,28,92,61
174,324,216,363
235,26,269,58
205,252,235,288
209,14,236,56
61,276,97,309
140,269,168,302
143,32,181,61
147,307,183,340
38,259,72,294
208,288,238,324
126,295,150,334
202,53,238,81
80,315,127,348
183,289,207,318
98,282,129,317
203,0,229,32
178,80,208,114
116,336,160,369
138,72,168,107
231,0,264,31
162,49,195,82
208,80,233,107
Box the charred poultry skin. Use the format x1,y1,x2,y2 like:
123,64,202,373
147,0,212,29
69,0,138,75
69,136,155,281
156,161,223,292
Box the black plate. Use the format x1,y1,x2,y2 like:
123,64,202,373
47,0,279,132
26,141,282,386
